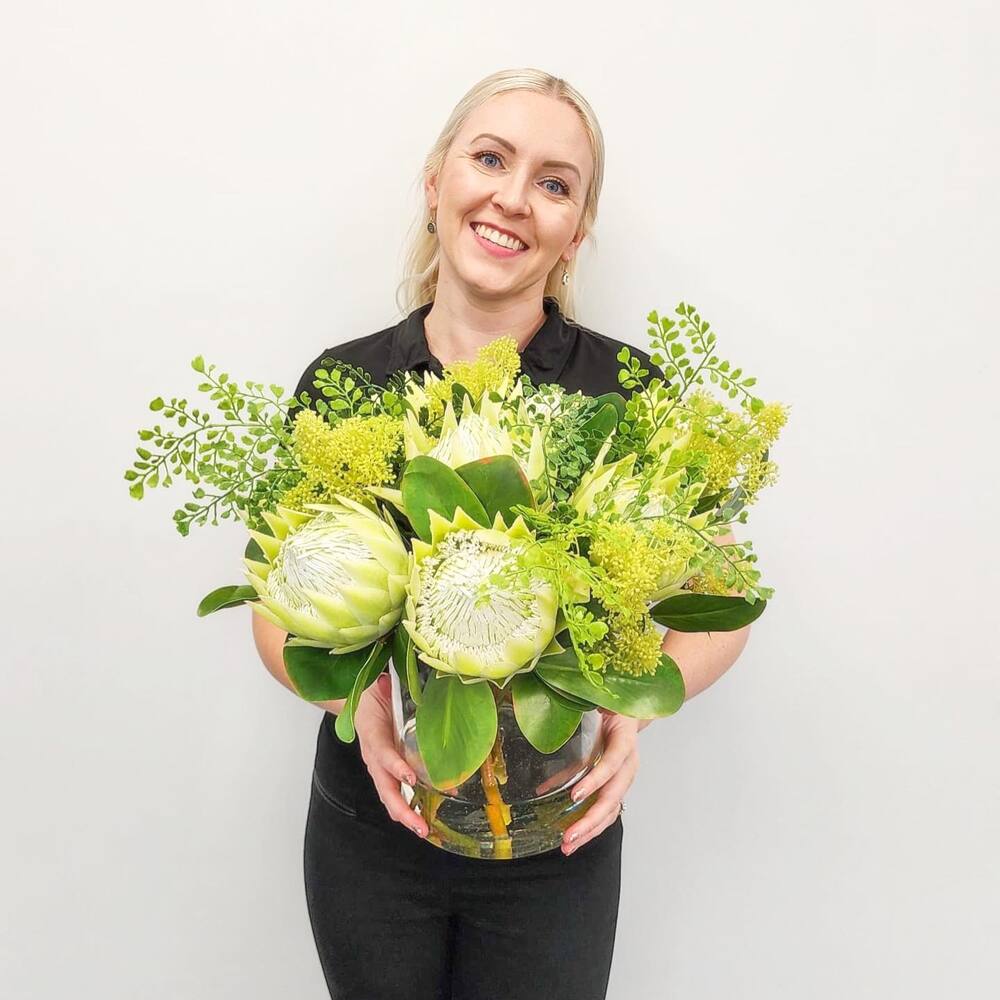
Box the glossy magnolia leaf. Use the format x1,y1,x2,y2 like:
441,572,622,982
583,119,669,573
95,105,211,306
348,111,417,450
284,642,376,702
455,454,535,526
391,625,422,706
512,672,583,753
651,592,766,632
592,392,627,419
390,625,407,688
580,401,619,441
197,584,258,617
535,673,596,713
243,536,266,562
535,650,685,719
401,455,489,543
416,674,497,790
335,641,393,743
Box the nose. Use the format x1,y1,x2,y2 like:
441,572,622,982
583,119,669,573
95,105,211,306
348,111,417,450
490,168,532,217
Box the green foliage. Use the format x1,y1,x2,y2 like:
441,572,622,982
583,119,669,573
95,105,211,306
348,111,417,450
196,584,258,616
283,641,382,702
400,455,489,542
511,672,583,753
536,649,686,718
416,674,499,789
124,358,302,535
651,592,768,631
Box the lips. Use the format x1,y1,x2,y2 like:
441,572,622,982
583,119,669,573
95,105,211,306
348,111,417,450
469,221,529,249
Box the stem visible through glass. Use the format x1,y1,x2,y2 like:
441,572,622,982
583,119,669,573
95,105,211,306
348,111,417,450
479,684,512,858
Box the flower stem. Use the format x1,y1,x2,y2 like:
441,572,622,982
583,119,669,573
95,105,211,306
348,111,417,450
480,686,513,858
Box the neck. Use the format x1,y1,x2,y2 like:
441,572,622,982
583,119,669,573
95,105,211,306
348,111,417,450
423,278,548,366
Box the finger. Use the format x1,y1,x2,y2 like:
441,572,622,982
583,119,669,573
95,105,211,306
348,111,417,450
376,747,418,788
562,752,637,853
563,798,622,856
569,737,637,805
368,764,428,838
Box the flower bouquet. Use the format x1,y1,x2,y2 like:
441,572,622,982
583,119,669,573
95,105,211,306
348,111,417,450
124,302,788,859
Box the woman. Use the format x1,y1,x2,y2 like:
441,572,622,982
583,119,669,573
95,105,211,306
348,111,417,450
252,68,749,999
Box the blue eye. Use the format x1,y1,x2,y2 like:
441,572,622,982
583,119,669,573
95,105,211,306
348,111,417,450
475,151,570,197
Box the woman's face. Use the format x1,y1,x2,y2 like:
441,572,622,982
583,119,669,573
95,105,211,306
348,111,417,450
425,90,595,303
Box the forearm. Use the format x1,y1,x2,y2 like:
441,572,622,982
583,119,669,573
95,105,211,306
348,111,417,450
636,623,751,732
250,611,347,716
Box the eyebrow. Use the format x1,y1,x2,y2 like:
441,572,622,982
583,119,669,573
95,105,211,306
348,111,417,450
469,133,582,181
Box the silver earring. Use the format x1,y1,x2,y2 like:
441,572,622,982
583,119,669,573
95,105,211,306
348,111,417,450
561,267,570,285
427,218,436,234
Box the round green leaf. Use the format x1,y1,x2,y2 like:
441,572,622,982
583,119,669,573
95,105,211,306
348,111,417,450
512,672,583,753
401,455,489,543
284,642,377,702
416,674,498,789
454,454,535,526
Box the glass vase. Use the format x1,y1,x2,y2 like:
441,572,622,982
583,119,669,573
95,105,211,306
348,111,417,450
390,659,605,860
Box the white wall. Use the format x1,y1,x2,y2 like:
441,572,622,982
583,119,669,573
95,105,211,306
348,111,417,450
2,2,996,996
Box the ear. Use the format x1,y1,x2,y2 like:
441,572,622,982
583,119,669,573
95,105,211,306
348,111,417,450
424,173,439,213
563,225,587,263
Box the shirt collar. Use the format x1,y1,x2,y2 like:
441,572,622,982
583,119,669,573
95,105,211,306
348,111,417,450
387,296,577,384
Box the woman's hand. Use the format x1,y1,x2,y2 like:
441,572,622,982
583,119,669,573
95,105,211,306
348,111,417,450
561,709,639,856
354,673,428,840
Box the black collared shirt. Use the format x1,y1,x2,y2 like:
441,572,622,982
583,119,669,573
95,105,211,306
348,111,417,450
290,296,656,820
293,295,654,405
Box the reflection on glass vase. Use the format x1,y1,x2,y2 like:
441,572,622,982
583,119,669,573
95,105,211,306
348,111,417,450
390,659,605,860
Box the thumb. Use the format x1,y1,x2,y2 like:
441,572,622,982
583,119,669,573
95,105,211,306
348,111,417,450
374,672,392,700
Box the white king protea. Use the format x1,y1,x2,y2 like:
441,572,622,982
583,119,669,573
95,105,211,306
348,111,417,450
402,386,545,481
403,507,558,683
243,498,410,650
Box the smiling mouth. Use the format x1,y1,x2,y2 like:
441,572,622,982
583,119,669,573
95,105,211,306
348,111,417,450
469,222,529,252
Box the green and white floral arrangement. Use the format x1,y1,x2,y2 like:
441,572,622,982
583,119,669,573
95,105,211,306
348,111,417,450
124,302,788,831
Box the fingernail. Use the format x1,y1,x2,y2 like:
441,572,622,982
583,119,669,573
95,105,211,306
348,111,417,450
571,788,584,802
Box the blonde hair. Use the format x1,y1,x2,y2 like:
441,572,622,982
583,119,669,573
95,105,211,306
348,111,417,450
394,68,605,323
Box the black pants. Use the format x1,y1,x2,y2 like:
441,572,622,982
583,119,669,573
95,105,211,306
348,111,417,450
304,769,624,999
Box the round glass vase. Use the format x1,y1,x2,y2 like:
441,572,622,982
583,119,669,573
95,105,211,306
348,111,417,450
390,659,605,860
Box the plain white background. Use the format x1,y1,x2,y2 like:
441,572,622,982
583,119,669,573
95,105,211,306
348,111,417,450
2,2,997,997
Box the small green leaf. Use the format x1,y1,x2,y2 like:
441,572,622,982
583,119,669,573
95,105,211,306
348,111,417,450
335,642,393,743
129,481,144,500
191,356,205,373
197,584,258,616
149,397,165,411
650,593,767,631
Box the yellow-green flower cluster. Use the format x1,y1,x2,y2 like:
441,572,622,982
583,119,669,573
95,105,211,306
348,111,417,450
279,410,402,510
420,337,523,422
587,521,681,677
598,615,664,678
683,391,789,501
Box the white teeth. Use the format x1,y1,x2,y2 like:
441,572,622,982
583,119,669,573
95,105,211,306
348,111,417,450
473,224,525,251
